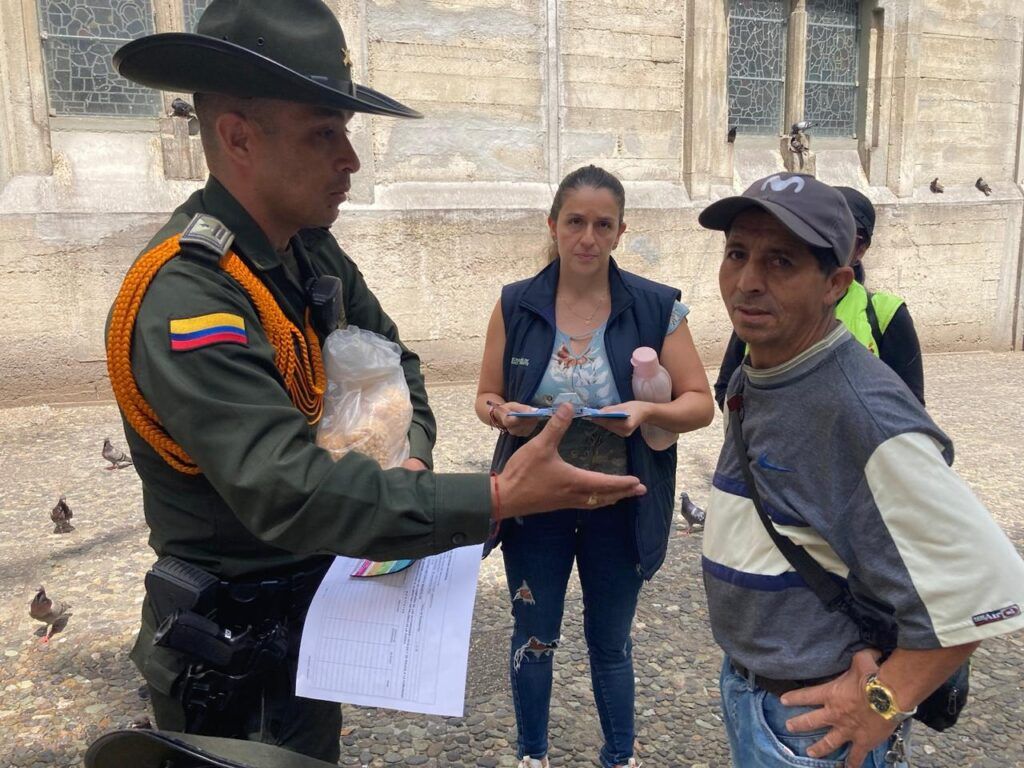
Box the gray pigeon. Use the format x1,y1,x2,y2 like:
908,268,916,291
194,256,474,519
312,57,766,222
679,492,706,534
975,177,992,196
102,438,133,470
50,495,74,534
169,97,196,119
790,120,815,134
930,178,944,193
30,586,72,643
727,126,737,144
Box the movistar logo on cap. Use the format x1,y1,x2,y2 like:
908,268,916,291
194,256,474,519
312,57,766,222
761,175,806,194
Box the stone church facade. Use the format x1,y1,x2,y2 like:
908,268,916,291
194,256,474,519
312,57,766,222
1,0,1022,403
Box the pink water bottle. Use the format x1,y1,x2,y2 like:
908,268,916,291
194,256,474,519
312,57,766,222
631,347,677,450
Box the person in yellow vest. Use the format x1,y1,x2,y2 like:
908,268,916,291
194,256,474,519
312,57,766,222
714,185,924,407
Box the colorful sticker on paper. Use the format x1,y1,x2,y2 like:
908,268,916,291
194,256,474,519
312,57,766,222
350,559,415,578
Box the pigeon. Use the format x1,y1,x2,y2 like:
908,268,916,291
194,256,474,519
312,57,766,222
102,438,133,470
679,492,706,534
169,98,196,119
975,177,992,196
727,126,737,144
30,586,72,643
790,120,815,135
50,495,74,534
930,178,944,193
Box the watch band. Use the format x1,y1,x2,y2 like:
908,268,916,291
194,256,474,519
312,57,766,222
865,673,917,721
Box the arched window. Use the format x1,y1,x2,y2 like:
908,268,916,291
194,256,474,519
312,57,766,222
728,0,861,138
37,0,212,118
727,0,787,135
38,0,160,116
804,0,860,136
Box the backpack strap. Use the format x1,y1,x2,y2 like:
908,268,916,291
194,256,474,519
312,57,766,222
725,391,897,650
864,290,884,352
725,394,849,611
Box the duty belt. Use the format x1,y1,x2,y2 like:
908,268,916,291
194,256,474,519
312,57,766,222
216,560,331,629
730,660,839,698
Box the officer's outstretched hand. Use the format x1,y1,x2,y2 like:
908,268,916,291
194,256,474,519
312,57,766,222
493,403,646,519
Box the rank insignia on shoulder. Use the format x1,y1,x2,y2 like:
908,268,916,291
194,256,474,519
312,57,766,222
180,214,235,258
169,313,248,352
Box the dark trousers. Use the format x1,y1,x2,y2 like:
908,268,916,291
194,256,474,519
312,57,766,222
146,667,342,763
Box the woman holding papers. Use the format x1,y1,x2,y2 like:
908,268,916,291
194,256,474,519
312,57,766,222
474,165,714,768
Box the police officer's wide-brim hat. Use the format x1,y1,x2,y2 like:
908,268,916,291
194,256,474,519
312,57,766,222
85,728,339,768
698,173,855,267
113,0,421,119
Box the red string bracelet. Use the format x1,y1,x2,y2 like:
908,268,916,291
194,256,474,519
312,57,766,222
489,470,501,521
487,401,508,434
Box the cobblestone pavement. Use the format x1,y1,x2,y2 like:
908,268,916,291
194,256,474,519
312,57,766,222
1,352,1022,768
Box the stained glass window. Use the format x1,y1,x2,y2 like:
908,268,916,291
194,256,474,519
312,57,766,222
728,0,787,135
183,0,211,32
38,0,161,116
805,0,860,137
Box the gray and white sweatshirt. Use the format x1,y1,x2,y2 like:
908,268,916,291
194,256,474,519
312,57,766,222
704,325,1024,679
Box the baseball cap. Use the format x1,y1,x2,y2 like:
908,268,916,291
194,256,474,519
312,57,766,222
835,186,876,243
698,173,856,267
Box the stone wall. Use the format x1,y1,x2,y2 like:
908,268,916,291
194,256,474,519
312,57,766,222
1,0,1023,405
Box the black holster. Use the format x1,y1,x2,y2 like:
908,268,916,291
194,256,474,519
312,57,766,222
144,557,304,738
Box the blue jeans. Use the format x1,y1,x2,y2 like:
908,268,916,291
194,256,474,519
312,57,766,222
502,504,643,768
720,658,911,767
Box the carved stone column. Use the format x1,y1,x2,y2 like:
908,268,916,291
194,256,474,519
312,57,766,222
783,0,808,133
0,0,53,186
682,0,731,198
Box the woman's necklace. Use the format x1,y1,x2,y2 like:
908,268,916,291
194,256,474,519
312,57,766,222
561,293,608,326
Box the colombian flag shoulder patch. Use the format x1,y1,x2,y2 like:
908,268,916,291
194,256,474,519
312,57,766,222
169,312,248,352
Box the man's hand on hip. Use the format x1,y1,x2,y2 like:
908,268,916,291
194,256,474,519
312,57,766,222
781,649,896,768
494,403,646,519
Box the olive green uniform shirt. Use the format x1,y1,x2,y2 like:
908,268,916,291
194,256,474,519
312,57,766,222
113,177,491,579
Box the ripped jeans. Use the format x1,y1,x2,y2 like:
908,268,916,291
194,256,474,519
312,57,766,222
501,504,643,768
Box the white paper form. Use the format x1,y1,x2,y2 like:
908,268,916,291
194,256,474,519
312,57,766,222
296,545,483,717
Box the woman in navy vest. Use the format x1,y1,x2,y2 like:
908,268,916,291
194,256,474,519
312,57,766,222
475,166,715,768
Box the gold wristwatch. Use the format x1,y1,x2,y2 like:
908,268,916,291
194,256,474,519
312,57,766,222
864,674,916,721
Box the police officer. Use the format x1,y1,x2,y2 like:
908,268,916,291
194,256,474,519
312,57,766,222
107,0,645,761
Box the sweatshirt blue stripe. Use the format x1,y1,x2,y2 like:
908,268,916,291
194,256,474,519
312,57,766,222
702,556,809,591
712,472,809,527
702,556,848,593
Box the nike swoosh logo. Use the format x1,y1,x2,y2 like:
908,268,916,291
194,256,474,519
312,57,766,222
757,452,795,473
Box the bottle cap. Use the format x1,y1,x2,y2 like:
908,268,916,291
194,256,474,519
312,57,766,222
631,346,659,377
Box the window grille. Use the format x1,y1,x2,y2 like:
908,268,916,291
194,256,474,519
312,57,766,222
727,0,860,137
38,0,160,116
804,0,860,137
727,0,787,134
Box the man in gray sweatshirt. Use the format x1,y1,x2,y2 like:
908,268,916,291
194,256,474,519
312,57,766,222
698,173,1024,768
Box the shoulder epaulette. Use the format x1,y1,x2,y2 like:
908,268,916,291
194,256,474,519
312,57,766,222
179,214,235,261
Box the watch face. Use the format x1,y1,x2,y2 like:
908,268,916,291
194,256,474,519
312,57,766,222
868,685,893,714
